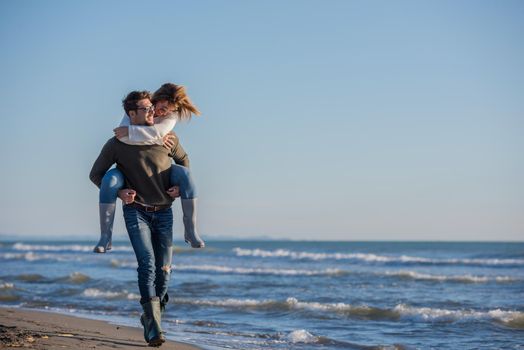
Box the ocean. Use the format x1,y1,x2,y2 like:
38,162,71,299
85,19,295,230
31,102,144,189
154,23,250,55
1,240,523,349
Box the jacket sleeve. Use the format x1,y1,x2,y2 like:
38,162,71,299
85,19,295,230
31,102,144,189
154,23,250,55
169,133,190,168
89,139,117,188
122,114,178,146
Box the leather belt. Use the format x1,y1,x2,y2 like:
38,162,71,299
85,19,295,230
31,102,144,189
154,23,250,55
127,202,171,212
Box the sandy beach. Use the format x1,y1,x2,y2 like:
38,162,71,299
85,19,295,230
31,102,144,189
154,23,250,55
0,307,202,350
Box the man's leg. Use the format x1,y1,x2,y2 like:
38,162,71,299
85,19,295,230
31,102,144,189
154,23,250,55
123,205,164,345
122,206,156,303
151,208,174,308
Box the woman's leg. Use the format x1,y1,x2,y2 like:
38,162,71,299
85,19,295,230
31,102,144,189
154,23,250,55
170,164,205,248
94,168,124,253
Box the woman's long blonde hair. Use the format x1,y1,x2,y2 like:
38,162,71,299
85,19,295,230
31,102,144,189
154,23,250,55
152,83,201,120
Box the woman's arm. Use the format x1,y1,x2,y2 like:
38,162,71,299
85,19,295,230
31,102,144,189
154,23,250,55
116,114,178,145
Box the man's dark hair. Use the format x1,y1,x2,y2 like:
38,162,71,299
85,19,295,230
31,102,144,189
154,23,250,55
122,90,152,114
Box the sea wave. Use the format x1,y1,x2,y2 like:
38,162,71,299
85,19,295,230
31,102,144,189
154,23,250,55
0,294,20,302
0,282,14,290
14,274,46,282
110,259,137,268
111,261,346,276
285,329,317,344
232,248,524,266
57,272,91,284
173,296,524,328
184,326,395,349
174,264,346,276
11,243,134,252
0,252,81,262
82,288,140,300
0,282,19,302
394,304,524,328
110,258,519,283
383,270,518,283
281,330,368,348
174,297,400,320
177,264,518,283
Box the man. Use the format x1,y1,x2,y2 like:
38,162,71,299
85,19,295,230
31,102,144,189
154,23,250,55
89,90,187,346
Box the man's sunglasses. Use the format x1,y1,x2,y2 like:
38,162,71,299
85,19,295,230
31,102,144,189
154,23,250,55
136,105,155,113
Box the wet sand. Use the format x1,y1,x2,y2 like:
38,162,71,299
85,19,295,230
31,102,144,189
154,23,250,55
0,307,202,349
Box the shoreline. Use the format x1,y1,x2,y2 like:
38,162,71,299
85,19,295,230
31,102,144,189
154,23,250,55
0,307,203,350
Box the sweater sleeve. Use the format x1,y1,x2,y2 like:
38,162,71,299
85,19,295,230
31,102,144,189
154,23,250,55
89,139,117,188
123,114,178,146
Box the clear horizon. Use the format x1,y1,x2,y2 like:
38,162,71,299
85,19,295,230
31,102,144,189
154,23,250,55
1,233,522,243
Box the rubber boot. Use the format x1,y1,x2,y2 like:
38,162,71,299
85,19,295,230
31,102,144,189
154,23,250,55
181,198,205,248
93,203,115,253
160,294,169,316
141,297,165,346
142,295,168,338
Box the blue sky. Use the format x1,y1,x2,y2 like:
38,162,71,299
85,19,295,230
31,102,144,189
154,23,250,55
0,0,522,241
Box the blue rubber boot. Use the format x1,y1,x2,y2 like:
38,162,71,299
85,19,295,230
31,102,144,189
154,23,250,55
93,203,115,253
181,199,205,248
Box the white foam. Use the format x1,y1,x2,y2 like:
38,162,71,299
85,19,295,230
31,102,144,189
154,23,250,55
286,329,318,343
112,261,344,276
232,248,524,266
383,270,518,283
175,296,364,314
285,297,357,313
113,259,518,283
173,264,344,276
0,282,14,289
173,296,524,326
0,252,77,262
393,304,524,324
12,243,134,253
110,259,138,268
13,243,94,252
175,297,268,308
82,288,140,300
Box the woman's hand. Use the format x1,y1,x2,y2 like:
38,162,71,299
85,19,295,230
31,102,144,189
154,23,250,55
163,133,176,149
118,189,136,204
113,126,129,139
166,186,180,199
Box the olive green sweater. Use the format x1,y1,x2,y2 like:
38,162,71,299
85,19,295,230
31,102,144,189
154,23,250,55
89,136,189,206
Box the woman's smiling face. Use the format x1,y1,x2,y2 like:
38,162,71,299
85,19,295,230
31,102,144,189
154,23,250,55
154,100,176,117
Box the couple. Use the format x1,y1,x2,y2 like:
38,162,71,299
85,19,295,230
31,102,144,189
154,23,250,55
89,84,204,346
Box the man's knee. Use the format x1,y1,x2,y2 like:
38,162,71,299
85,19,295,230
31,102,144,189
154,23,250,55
160,264,172,274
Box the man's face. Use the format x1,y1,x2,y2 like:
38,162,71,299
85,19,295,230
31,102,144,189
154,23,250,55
129,99,155,125
155,99,176,118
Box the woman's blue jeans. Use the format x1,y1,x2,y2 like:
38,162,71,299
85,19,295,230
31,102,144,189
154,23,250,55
99,164,197,204
123,206,173,304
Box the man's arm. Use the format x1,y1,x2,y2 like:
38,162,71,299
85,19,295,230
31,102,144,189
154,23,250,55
168,132,190,167
89,139,117,188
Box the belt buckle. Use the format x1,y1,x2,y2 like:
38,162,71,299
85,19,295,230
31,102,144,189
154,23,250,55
145,205,155,212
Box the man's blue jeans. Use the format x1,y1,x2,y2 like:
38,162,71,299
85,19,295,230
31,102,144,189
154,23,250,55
123,205,173,305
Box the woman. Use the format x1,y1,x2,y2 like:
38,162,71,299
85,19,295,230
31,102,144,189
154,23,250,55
93,83,205,253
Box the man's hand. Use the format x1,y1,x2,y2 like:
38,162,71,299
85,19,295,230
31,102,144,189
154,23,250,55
166,186,180,199
118,189,136,204
163,133,176,149
113,126,129,139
